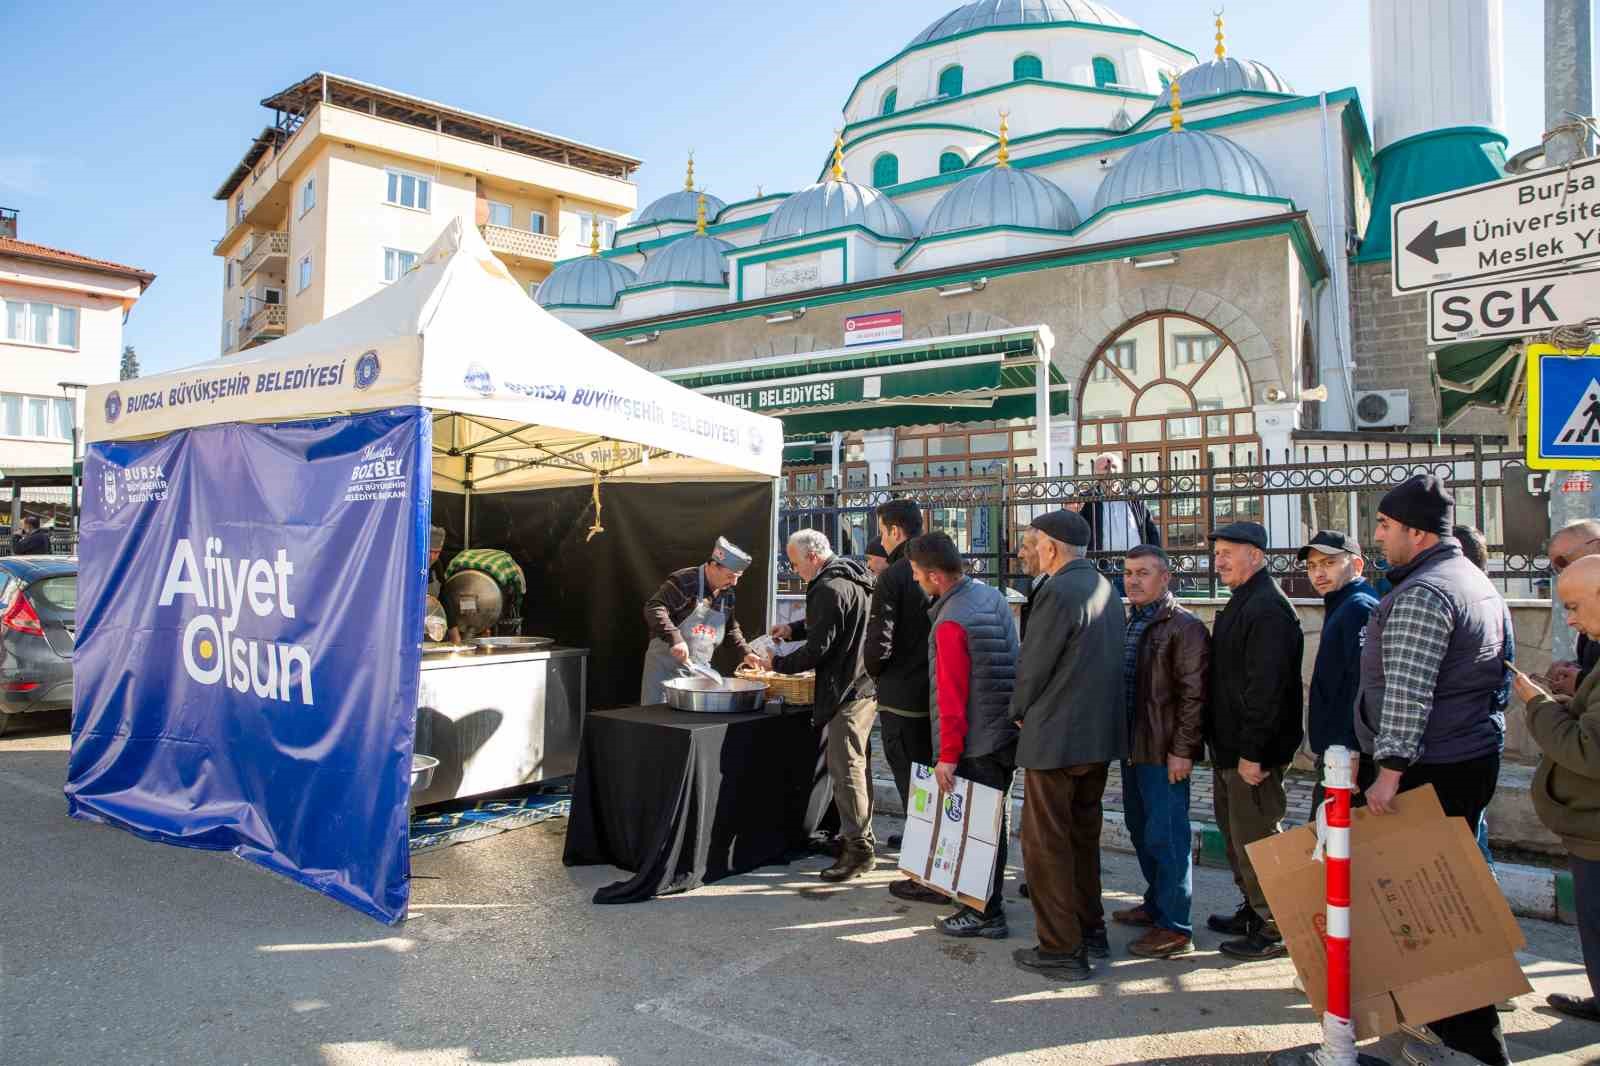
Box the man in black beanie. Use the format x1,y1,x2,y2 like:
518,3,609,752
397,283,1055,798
1357,474,1513,1066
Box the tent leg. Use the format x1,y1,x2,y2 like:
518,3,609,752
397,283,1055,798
463,454,473,549
768,477,780,634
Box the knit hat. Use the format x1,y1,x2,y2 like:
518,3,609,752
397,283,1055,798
865,538,888,560
1031,509,1091,548
1377,475,1454,537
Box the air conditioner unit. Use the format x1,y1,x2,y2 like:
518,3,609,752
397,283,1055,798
1354,389,1411,429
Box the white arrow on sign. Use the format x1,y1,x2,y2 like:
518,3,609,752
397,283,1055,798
1391,154,1600,294
1427,267,1600,345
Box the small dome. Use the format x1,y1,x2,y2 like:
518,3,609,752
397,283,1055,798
634,188,729,227
1092,128,1277,214
1155,57,1294,107
761,180,915,242
909,0,1136,48
635,233,735,287
924,166,1082,236
534,256,637,308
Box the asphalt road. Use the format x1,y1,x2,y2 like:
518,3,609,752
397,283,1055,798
2,711,1595,1066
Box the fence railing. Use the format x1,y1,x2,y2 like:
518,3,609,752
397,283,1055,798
777,442,1546,599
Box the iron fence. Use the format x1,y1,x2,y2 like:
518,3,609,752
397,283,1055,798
778,441,1548,599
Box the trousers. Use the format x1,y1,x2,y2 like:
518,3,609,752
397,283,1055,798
1020,763,1109,953
1212,766,1287,922
825,698,878,845
1570,853,1600,1002
879,708,932,813
1121,761,1194,936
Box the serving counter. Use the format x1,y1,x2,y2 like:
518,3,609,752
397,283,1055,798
413,644,588,807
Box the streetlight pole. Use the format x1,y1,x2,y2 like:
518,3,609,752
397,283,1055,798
57,381,87,537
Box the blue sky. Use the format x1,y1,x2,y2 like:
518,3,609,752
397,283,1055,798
0,0,1570,376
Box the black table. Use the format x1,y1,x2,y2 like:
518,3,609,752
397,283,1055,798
562,703,826,903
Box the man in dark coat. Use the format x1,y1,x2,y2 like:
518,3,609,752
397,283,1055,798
1010,510,1127,982
1205,521,1304,962
1549,519,1600,695
1300,530,1379,813
1068,454,1161,553
11,516,50,556
756,529,877,883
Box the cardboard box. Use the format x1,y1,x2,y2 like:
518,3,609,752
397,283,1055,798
898,762,1004,910
1246,785,1531,1039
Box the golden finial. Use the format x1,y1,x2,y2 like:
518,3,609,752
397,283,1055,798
589,218,601,256
695,193,708,236
684,150,695,192
831,129,845,181
997,111,1011,168
1170,79,1184,131
1214,8,1226,61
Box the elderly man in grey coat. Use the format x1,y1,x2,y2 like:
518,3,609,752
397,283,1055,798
1010,509,1128,982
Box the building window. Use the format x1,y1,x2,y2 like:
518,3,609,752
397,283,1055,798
487,200,513,228
53,398,73,441
297,253,313,292
938,150,965,174
880,88,898,115
385,169,431,211
0,392,75,441
1013,54,1043,80
1,300,78,349
234,195,244,226
529,210,547,234
300,176,316,216
1092,57,1118,87
937,65,963,98
224,320,235,351
383,247,419,283
574,212,615,248
27,397,47,437
56,306,78,348
0,395,19,436
872,153,899,188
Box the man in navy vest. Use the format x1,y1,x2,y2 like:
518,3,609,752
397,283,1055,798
1357,474,1512,1066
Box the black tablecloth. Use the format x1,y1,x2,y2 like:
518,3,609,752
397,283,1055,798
562,704,826,903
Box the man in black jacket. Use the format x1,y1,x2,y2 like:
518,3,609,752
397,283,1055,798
755,528,878,882
11,516,51,556
865,499,941,903
1068,455,1162,554
1204,521,1304,961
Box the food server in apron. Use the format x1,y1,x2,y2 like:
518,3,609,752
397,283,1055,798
640,537,755,704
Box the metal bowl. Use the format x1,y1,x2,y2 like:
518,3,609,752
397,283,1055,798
661,676,768,713
410,753,440,793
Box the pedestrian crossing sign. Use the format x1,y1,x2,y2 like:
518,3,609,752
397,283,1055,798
1527,342,1600,470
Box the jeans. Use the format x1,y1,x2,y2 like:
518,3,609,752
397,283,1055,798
1570,853,1600,1001
1121,761,1193,936
955,746,1015,917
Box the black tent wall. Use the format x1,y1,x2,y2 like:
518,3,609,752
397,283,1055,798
431,481,773,708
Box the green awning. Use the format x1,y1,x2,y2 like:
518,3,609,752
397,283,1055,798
1432,339,1522,423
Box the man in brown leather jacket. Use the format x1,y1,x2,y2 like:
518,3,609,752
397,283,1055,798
1112,545,1209,958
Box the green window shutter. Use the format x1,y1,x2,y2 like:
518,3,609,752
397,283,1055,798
1093,57,1117,87
1013,54,1043,80
872,153,900,187
938,151,964,174
881,88,897,115
938,65,963,97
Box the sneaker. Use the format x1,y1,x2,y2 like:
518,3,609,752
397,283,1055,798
1127,928,1194,958
1112,904,1156,927
888,877,947,904
1219,926,1287,961
887,832,903,849
1013,944,1091,981
1207,902,1262,937
819,842,874,883
1548,992,1600,1022
1402,1041,1494,1065
1083,925,1110,959
938,905,1009,939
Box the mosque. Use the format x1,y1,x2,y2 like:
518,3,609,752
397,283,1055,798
536,0,1510,548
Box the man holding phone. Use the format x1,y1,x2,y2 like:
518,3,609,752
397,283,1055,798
1547,519,1600,697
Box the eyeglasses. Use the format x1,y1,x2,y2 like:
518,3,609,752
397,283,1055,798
1552,537,1600,573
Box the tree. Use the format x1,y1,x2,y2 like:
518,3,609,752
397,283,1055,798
120,345,140,381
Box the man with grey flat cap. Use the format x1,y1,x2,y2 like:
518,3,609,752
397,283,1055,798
640,537,756,704
1204,520,1304,962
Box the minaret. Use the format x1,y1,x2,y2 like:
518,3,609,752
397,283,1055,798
1369,0,1504,151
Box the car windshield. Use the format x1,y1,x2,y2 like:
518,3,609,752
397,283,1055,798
29,575,77,612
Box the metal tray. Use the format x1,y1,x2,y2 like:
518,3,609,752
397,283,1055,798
472,636,554,653
662,676,768,713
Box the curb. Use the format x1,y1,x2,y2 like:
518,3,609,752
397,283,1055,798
870,777,1575,926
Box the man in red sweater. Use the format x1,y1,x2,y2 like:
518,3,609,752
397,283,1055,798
907,532,1022,939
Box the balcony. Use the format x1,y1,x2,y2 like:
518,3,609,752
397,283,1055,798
239,232,289,284
242,298,287,347
479,223,559,264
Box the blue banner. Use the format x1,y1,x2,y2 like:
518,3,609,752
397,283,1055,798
67,409,429,924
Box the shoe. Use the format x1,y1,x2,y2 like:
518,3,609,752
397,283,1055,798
1112,904,1156,927
1548,992,1600,1022
1402,1041,1493,1065
819,842,874,883
888,877,947,904
1494,999,1515,1013
1219,925,1287,961
1012,944,1091,981
887,832,903,849
1083,925,1110,959
1017,881,1029,899
1207,902,1263,937
806,832,843,858
938,905,1009,939
1127,928,1194,958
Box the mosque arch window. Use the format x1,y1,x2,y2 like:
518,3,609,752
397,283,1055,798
1092,57,1118,88
880,88,898,116
938,150,965,175
937,64,964,98
1012,54,1043,80
1077,313,1260,548
872,153,900,188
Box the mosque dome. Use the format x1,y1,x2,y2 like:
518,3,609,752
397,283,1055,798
1092,127,1277,214
924,156,1081,236
908,0,1136,48
635,233,735,286
761,179,914,242
1155,57,1294,107
534,255,637,308
635,188,728,227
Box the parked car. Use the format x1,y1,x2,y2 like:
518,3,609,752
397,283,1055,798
0,556,76,734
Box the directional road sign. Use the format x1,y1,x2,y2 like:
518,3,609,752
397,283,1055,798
1392,154,1600,294
1427,267,1600,345
1526,342,1600,470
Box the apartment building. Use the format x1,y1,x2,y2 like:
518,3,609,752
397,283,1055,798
214,73,639,354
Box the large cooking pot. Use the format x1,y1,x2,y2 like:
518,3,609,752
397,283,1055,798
440,570,502,638
661,676,768,713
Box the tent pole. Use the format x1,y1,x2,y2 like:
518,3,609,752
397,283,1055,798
768,477,780,634
463,454,473,549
